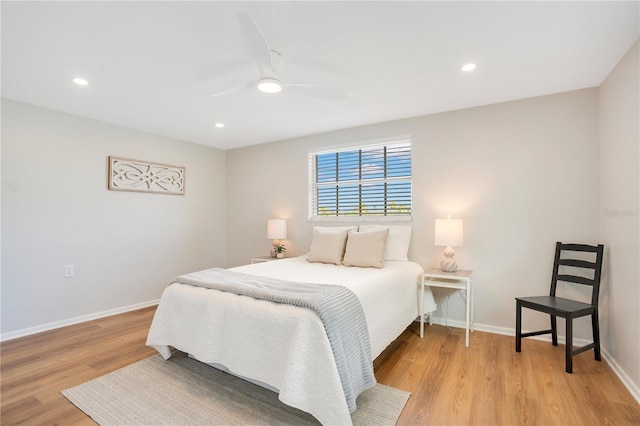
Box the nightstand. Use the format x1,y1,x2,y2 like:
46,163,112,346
250,256,280,264
421,268,474,347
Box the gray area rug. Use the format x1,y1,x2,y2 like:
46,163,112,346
62,353,410,425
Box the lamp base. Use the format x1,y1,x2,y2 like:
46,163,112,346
440,246,458,272
440,258,458,272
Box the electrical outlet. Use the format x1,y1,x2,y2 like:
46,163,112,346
64,264,74,278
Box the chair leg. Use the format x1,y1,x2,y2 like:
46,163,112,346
551,314,558,346
515,301,522,352
592,310,602,361
565,317,573,374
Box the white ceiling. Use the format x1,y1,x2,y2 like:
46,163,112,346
2,1,638,150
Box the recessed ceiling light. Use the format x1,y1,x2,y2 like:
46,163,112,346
257,78,283,94
461,63,477,72
214,122,224,129
73,77,89,86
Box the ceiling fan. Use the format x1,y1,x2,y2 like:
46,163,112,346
209,12,352,100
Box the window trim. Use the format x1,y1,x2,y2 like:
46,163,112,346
308,136,413,223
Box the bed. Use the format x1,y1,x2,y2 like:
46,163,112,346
146,228,437,425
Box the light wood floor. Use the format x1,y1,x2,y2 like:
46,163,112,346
1,307,639,425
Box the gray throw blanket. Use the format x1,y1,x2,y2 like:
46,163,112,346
172,268,376,413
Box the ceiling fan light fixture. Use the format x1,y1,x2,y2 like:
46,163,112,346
257,78,283,94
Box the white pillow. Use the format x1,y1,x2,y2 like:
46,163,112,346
307,229,349,265
313,226,358,234
342,229,389,269
358,225,412,261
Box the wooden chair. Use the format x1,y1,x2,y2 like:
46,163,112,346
515,242,604,373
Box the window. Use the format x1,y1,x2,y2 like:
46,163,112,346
309,138,412,220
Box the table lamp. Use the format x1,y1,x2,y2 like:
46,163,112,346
434,216,463,272
267,218,287,257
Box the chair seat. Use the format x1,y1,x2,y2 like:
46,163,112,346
516,296,594,317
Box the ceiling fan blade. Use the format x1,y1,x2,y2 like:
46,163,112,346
286,83,354,100
237,11,273,73
208,82,252,98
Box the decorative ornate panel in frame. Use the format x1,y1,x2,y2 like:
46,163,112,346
108,156,185,195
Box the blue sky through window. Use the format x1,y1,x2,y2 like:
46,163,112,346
314,141,411,216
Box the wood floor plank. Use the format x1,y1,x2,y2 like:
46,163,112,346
1,306,158,425
1,307,639,425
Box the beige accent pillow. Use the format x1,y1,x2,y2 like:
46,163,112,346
307,229,349,265
342,229,390,268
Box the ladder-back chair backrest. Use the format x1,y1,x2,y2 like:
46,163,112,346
549,242,605,305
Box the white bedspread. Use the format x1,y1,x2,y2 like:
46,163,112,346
146,256,436,425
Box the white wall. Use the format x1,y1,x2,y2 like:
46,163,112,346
1,99,227,337
599,40,640,398
226,88,601,337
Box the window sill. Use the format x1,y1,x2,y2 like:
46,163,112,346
308,215,412,223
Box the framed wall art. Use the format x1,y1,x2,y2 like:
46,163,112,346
108,156,185,195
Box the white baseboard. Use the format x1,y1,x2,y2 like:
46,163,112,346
601,347,640,404
426,315,640,405
0,299,160,342
426,315,591,346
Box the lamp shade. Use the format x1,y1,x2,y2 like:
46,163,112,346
267,219,287,240
435,218,463,247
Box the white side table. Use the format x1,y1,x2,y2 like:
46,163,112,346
250,256,280,264
421,268,474,347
